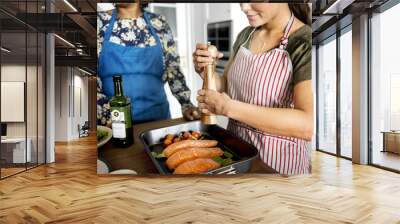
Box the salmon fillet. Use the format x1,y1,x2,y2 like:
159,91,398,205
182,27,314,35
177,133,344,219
166,147,224,170
173,158,221,174
163,140,218,157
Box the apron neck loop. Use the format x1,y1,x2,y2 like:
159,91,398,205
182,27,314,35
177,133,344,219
104,9,117,42
243,12,295,51
104,10,161,47
142,11,162,46
279,12,294,50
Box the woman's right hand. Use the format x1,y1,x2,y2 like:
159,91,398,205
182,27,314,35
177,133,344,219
192,43,223,78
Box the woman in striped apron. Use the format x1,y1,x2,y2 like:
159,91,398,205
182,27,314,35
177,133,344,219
194,3,313,175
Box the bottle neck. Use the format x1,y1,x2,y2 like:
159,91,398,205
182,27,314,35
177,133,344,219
114,80,123,96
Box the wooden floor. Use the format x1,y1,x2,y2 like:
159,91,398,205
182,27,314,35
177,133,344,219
0,136,400,223
1,167,26,178
1,164,44,178
372,150,400,171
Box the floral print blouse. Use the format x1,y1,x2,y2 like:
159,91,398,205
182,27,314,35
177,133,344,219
97,11,193,126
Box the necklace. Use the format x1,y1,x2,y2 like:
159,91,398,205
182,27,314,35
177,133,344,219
251,29,267,53
259,38,266,53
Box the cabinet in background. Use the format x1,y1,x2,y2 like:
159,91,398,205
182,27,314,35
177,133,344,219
382,131,400,154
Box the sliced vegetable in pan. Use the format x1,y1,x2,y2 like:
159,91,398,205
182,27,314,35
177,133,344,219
223,151,233,159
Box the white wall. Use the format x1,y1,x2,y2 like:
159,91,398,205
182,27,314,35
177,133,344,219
54,67,89,141
1,65,26,134
1,65,26,140
72,74,89,138
1,64,46,163
1,65,38,138
55,67,69,141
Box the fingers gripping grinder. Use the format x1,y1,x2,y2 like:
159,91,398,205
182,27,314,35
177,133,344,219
201,42,218,125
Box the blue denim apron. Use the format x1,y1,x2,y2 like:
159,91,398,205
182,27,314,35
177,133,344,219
98,10,170,124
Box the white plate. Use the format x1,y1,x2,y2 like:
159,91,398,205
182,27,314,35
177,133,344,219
109,169,137,175
97,125,112,148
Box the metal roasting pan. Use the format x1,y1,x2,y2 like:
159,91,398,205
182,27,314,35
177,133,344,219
139,120,259,175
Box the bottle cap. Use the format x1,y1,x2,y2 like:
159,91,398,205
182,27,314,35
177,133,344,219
113,75,122,82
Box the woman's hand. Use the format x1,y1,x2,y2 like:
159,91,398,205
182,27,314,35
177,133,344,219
192,43,223,76
197,89,233,116
182,106,201,121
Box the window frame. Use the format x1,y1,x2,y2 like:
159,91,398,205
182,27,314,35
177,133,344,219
367,0,400,173
315,24,353,161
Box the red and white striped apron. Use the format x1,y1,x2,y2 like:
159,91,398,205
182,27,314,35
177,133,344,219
227,14,310,175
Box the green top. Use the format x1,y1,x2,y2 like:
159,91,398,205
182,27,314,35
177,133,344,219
230,25,312,85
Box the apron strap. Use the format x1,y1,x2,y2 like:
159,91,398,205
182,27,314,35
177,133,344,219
104,9,117,42
242,12,295,51
279,12,295,50
143,11,162,47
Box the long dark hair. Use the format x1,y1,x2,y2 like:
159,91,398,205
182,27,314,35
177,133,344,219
288,3,311,26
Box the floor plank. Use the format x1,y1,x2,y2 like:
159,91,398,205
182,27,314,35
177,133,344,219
0,135,399,224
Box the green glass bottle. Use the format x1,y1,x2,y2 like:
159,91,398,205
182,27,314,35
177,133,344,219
110,75,133,147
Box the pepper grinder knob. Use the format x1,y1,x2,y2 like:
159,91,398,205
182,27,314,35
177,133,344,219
201,42,218,125
207,44,218,60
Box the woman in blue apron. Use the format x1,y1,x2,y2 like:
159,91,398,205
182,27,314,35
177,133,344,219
97,3,199,125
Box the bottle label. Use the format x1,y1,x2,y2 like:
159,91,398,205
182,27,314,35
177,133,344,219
110,106,132,139
111,122,126,138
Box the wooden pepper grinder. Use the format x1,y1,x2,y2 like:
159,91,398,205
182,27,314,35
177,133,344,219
201,42,218,125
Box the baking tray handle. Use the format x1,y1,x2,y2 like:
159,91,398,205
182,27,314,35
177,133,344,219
215,166,236,174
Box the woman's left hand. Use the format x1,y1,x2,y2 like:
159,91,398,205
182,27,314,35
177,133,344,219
197,89,232,116
183,106,201,121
